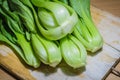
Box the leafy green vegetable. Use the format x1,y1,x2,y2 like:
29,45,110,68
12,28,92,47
0,2,40,68
36,34,62,67
60,35,87,68
59,0,103,52
8,0,36,33
0,0,103,68
0,21,40,68
31,0,78,40
31,33,62,67
19,0,62,67
31,33,49,65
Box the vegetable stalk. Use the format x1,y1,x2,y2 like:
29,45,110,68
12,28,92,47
60,35,87,68
31,33,62,67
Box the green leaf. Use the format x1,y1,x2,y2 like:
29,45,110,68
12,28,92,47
8,0,36,33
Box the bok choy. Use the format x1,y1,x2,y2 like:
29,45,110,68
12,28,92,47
59,0,103,52
31,0,78,40
31,33,62,67
60,35,87,68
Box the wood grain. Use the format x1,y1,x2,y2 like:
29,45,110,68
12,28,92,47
91,0,120,17
0,67,16,80
0,45,35,80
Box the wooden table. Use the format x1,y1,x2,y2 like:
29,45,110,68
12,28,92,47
91,0,120,17
0,0,120,80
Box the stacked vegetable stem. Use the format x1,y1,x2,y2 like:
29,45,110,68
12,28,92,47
0,0,103,68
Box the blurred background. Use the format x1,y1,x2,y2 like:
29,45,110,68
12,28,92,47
91,0,120,17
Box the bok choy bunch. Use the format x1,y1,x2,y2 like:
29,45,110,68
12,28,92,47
7,0,62,67
0,0,103,69
59,0,103,52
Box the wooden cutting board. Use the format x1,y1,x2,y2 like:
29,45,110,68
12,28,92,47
0,6,120,80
